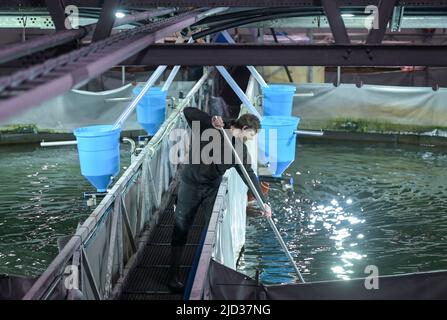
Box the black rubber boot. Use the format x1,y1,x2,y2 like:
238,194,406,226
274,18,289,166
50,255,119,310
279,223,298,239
167,246,185,294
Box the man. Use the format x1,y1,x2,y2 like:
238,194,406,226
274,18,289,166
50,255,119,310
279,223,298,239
168,107,271,293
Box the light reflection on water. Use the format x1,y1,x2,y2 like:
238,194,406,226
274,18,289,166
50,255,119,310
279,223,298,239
238,143,447,284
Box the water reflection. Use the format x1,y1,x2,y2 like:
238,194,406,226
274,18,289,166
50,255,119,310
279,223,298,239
307,196,367,280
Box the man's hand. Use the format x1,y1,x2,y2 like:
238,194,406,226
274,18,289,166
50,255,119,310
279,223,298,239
262,203,272,218
212,115,224,129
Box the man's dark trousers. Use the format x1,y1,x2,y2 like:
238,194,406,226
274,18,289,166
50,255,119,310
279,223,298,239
171,179,220,247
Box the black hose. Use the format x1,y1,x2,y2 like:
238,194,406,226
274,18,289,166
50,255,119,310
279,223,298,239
192,10,323,40
193,7,321,27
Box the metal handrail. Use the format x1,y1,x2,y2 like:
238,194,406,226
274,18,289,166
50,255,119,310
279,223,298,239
23,72,209,300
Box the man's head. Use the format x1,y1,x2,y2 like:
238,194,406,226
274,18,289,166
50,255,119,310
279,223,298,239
230,114,261,141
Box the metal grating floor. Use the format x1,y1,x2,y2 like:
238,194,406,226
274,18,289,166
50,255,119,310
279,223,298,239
118,198,206,300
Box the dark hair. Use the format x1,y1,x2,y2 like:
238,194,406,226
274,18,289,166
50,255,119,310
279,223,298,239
231,114,261,132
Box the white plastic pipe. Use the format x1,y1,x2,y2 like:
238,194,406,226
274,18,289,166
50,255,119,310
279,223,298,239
104,97,133,103
295,130,324,137
221,31,269,89
40,140,78,147
113,65,167,130
162,38,194,92
216,66,262,119
294,93,314,97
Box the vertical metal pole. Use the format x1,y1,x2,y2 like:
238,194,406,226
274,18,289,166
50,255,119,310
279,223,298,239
117,200,124,278
104,195,120,298
337,66,341,86
121,66,125,85
121,197,137,253
21,16,27,42
81,248,102,300
307,29,314,83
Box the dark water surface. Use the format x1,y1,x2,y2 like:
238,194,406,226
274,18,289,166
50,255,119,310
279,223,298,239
239,143,447,284
0,144,130,276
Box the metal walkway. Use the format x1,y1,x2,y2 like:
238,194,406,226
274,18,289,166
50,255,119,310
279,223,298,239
118,198,207,300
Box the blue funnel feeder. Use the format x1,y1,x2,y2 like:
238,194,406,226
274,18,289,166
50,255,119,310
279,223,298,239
259,116,300,177
133,86,167,135
74,125,121,192
262,84,296,116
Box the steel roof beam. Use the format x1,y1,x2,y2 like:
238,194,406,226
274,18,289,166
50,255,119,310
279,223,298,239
0,9,203,120
2,0,447,8
0,8,177,65
321,0,350,44
122,43,447,67
92,0,121,42
45,0,67,31
366,0,398,44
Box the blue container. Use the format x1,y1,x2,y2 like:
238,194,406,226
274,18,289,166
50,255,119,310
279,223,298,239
259,116,300,177
262,84,296,116
133,86,167,135
74,125,121,192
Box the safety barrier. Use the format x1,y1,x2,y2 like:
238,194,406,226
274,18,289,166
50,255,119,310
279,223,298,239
23,69,256,300
190,76,260,299
23,72,208,300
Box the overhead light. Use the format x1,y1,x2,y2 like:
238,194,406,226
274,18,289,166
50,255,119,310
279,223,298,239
341,13,355,17
115,12,126,19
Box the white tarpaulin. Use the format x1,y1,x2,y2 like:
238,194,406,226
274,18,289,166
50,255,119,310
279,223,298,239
294,83,447,130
